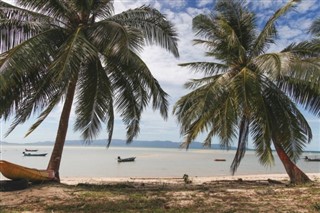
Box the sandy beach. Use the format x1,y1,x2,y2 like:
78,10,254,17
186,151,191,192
1,173,320,212
60,173,320,185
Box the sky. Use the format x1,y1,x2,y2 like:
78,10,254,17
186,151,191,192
1,0,320,151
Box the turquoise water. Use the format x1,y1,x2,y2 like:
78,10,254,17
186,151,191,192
1,145,319,178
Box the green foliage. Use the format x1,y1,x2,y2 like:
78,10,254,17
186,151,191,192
183,174,192,184
313,202,320,211
310,18,320,37
174,0,320,174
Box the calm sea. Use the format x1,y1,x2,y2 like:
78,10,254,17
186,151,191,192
1,145,319,178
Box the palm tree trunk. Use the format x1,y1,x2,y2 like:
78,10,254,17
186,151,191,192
47,79,77,181
274,143,311,184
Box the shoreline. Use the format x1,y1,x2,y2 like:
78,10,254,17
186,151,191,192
60,173,320,185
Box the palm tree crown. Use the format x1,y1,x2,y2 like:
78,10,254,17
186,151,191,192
173,0,320,179
0,0,179,144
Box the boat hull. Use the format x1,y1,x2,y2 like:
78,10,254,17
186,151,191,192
25,149,38,152
0,160,55,182
304,156,320,162
118,157,136,162
214,159,226,162
305,159,320,162
23,152,47,157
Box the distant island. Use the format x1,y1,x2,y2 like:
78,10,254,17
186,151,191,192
0,139,236,150
1,139,319,153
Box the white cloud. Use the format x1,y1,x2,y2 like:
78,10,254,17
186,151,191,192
247,0,287,11
186,7,210,16
197,0,212,7
153,1,162,11
163,0,187,9
299,0,317,13
278,25,303,39
114,0,154,13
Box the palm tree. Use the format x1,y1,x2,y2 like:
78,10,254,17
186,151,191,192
173,0,320,184
0,0,179,181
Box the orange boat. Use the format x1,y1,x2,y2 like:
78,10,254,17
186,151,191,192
0,160,55,182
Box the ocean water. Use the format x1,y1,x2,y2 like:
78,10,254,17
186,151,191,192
0,145,319,178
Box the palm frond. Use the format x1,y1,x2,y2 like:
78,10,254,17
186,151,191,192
228,67,264,173
48,27,98,83
230,116,249,174
250,0,299,57
15,0,72,21
250,115,274,166
109,6,179,58
194,0,255,64
24,81,67,137
88,20,144,62
263,79,312,162
0,28,65,125
174,72,239,149
107,58,149,143
282,39,320,58
0,2,61,52
192,14,215,40
74,58,113,142
253,53,286,78
179,62,228,76
310,17,320,37
278,75,320,117
91,0,114,20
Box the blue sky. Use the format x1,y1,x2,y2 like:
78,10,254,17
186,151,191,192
1,0,319,151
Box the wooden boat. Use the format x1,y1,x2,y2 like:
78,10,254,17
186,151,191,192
214,159,226,162
117,156,136,162
304,156,320,162
25,149,38,152
23,152,47,157
0,160,55,182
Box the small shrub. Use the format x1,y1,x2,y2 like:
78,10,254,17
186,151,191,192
183,174,192,184
313,202,320,211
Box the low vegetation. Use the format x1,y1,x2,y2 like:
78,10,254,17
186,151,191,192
1,179,319,212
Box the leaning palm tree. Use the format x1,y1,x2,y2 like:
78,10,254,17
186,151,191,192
174,0,320,184
0,0,179,181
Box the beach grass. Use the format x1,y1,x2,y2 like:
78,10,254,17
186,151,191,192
1,177,320,212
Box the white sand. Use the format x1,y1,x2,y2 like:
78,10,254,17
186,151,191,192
60,173,320,185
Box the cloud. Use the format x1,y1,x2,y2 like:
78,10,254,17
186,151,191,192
299,0,318,13
197,0,212,7
277,25,303,40
247,0,287,11
163,0,187,9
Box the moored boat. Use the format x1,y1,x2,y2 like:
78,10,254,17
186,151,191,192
0,160,55,182
25,149,38,152
118,156,136,162
304,156,320,162
214,159,226,162
23,152,47,157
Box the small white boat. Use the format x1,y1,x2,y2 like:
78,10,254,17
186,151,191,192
23,152,47,157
